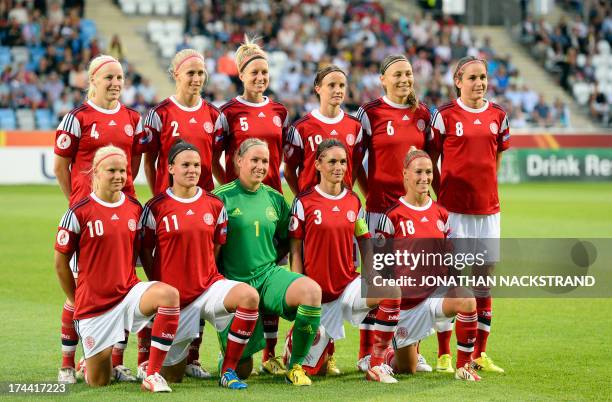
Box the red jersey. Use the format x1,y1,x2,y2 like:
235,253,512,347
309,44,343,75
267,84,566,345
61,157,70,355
143,96,222,195
55,192,142,320
285,109,364,192
431,99,510,215
356,96,432,213
54,100,145,205
289,186,371,303
140,187,227,308
376,197,449,310
217,96,289,192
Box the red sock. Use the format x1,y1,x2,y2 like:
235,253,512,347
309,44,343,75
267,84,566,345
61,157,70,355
358,309,377,359
137,323,152,365
222,307,258,373
473,296,492,357
455,312,477,368
112,331,129,367
61,303,78,368
437,330,452,357
370,299,400,367
188,319,205,364
262,314,279,361
383,347,396,370
147,306,180,376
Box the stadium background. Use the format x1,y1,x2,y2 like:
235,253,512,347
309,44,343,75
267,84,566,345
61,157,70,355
0,0,610,400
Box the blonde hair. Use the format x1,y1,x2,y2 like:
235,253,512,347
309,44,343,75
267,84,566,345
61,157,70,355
91,145,127,191
235,35,267,73
87,54,122,100
168,48,207,83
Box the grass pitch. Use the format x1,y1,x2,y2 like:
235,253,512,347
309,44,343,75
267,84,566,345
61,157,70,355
0,183,610,401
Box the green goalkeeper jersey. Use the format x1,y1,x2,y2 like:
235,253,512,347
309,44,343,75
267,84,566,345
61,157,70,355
213,179,290,282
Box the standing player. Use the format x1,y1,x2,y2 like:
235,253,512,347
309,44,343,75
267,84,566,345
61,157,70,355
53,54,146,384
376,147,481,381
430,56,510,373
287,139,401,383
212,36,289,374
284,65,363,195
354,54,435,372
139,140,260,389
140,48,221,379
213,139,322,386
54,145,179,392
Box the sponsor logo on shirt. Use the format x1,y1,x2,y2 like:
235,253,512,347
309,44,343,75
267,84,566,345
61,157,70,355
420,216,429,223
332,206,340,212
229,208,242,217
289,216,299,231
186,209,195,216
56,229,69,246
402,115,410,121
265,206,278,221
330,129,338,136
111,214,119,220
272,115,282,127
203,213,214,225
124,124,134,137
258,112,266,118
473,119,482,125
489,122,498,134
128,219,137,231
108,120,117,126
56,133,71,150
204,121,214,133
189,117,197,124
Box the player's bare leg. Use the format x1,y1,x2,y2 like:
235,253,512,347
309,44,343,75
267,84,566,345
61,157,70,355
160,358,188,383
84,346,114,387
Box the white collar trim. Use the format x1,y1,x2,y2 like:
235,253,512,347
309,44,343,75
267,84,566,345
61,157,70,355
382,95,412,109
90,191,125,207
457,98,489,114
165,187,203,203
236,96,269,107
169,95,202,112
314,185,347,200
87,99,121,114
311,109,344,124
399,196,432,211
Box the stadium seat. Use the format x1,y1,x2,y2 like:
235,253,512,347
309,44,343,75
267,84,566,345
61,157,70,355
189,35,211,54
119,0,137,15
572,82,592,105
35,109,54,130
170,0,186,16
138,0,154,15
16,109,36,130
147,19,165,40
154,0,170,16
11,47,29,65
0,108,16,129
597,40,611,55
165,21,183,39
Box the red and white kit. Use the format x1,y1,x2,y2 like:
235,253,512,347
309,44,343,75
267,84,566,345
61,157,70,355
356,96,432,227
285,109,364,192
217,96,289,192
54,192,153,358
140,187,245,365
143,96,222,194
376,197,452,348
54,100,146,205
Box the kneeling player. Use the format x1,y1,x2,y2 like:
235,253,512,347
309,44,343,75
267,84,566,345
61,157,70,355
139,140,259,389
286,139,401,383
376,148,481,381
54,146,180,392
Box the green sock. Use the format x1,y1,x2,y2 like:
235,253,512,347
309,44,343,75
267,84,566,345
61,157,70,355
289,305,321,367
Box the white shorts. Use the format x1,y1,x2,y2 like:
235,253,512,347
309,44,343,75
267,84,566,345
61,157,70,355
75,281,156,359
320,276,371,341
163,279,240,366
393,296,453,350
366,212,384,235
447,212,500,263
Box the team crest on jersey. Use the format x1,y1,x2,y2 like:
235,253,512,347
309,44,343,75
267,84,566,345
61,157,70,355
436,219,446,232
265,207,278,221
489,122,498,134
203,213,214,225
56,229,69,246
272,115,282,128
346,134,355,146
124,124,134,137
289,216,299,232
84,336,95,350
128,219,137,231
56,133,71,150
346,210,356,222
396,326,409,340
417,119,426,131
204,122,214,133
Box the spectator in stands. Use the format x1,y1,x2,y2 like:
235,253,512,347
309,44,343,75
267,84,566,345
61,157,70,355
532,94,553,127
109,34,125,61
589,87,609,125
552,97,571,127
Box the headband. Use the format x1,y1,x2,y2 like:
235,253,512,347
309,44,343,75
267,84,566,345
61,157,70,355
404,151,431,169
168,142,199,164
94,153,125,169
454,59,486,79
380,56,408,75
315,67,346,86
239,54,266,72
174,54,205,74
92,59,120,76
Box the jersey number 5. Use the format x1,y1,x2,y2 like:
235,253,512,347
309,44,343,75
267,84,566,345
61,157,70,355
240,117,249,131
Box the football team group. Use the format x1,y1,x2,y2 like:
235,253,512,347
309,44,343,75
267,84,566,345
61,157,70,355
53,36,509,392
